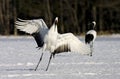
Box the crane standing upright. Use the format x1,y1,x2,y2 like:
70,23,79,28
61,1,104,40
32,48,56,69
85,21,97,56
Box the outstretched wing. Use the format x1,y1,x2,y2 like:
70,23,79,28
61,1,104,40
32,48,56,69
15,18,48,47
54,33,91,55
15,18,48,34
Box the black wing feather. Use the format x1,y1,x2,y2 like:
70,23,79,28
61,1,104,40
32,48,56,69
32,32,44,47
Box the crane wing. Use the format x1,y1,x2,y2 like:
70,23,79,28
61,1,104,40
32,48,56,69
54,33,91,55
15,18,48,34
15,18,48,47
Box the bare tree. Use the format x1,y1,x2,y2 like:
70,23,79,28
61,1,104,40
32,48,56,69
0,0,10,35
60,0,64,33
45,0,52,26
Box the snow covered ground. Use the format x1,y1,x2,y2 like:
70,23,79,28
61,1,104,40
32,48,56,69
0,35,120,79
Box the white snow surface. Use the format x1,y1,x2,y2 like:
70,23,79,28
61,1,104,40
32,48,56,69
0,35,120,79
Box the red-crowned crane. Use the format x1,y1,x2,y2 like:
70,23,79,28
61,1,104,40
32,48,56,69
15,17,91,71
85,21,97,56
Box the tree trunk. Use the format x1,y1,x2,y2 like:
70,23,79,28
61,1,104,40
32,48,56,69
5,0,10,35
99,7,103,32
11,0,17,35
60,0,64,33
0,1,4,34
46,0,52,26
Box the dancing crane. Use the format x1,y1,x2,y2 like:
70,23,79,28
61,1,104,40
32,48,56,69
85,21,97,56
15,17,91,71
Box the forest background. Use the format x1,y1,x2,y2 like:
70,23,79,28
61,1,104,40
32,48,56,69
0,0,120,35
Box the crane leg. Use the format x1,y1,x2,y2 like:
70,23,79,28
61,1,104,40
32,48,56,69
90,42,93,56
46,54,53,71
35,52,44,71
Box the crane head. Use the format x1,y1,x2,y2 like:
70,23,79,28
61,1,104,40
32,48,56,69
87,21,96,30
92,21,96,27
54,17,58,25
